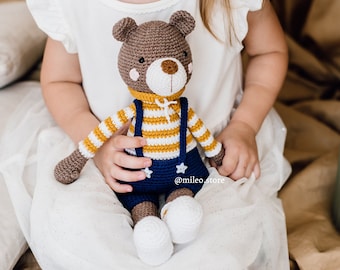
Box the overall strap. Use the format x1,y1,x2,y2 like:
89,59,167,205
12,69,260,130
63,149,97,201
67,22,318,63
133,99,144,158
133,97,188,162
179,97,188,164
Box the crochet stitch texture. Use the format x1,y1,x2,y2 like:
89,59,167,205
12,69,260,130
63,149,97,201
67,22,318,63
78,87,222,161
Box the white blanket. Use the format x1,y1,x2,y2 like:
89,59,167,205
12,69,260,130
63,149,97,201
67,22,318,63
0,83,291,270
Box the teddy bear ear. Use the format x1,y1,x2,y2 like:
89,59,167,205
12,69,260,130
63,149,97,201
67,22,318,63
112,17,138,42
169,10,195,37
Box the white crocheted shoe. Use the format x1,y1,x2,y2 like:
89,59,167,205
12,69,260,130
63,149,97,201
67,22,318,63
161,195,203,244
133,216,173,266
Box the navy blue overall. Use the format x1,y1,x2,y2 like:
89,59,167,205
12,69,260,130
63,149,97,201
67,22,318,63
116,97,209,211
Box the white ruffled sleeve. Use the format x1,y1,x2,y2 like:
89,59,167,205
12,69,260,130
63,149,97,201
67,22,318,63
229,0,263,44
26,0,77,53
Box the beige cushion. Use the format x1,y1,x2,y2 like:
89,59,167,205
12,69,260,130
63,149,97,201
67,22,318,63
0,1,46,88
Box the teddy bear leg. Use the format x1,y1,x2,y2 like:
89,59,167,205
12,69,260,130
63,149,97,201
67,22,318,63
132,201,173,266
131,201,157,224
161,188,203,244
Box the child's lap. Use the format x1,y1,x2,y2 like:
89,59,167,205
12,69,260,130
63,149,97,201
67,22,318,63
29,112,290,269
31,175,286,269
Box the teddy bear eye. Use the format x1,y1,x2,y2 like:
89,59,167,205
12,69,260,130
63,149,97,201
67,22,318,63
139,57,145,63
183,51,188,57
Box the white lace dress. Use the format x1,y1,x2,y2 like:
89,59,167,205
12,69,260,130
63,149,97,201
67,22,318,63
0,0,292,269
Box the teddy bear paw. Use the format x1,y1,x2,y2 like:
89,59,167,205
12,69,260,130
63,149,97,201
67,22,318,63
133,216,173,266
161,195,203,244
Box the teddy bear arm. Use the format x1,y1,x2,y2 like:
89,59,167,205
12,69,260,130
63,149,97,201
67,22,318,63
78,104,136,159
54,149,88,184
187,107,225,164
54,105,136,184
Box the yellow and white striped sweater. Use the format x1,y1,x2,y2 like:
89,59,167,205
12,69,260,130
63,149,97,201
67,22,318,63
79,88,222,160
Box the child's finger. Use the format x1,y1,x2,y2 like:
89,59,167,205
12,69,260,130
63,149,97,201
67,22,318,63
217,154,237,178
228,161,247,180
112,151,151,170
109,164,146,182
253,163,261,179
106,177,133,193
114,121,131,135
111,134,147,150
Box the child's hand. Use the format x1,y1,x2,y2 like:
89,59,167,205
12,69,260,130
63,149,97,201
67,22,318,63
93,124,152,193
213,120,260,180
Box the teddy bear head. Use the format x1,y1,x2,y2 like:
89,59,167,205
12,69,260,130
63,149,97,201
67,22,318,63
112,10,195,97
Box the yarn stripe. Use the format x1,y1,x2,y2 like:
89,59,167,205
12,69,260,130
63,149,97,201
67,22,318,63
146,133,193,146
143,107,177,118
82,137,97,155
142,113,179,125
129,125,181,138
104,117,117,134
203,140,219,152
125,140,197,160
98,121,113,138
140,120,180,131
197,130,214,146
143,136,194,153
117,109,129,124
200,137,216,151
128,87,185,104
93,126,107,143
79,143,94,159
125,104,137,119
111,113,125,130
88,131,104,148
189,118,204,134
204,142,222,157
187,108,196,122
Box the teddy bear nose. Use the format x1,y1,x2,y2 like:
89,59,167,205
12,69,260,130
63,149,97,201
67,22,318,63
161,60,178,75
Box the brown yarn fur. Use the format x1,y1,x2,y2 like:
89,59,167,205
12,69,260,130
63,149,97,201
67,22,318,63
54,149,88,184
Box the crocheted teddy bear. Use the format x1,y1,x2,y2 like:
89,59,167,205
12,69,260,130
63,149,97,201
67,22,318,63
54,10,224,265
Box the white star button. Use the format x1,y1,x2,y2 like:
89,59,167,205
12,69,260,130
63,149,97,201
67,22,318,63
142,167,153,178
176,162,188,174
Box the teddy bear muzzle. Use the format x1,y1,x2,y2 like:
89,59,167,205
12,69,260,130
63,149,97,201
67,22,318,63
146,57,189,96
